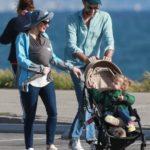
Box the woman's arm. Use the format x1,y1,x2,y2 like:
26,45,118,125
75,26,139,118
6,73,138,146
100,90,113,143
0,18,17,44
16,33,45,74
51,51,81,77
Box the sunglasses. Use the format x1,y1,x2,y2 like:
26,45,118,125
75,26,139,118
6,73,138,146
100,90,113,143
86,2,100,11
42,20,50,25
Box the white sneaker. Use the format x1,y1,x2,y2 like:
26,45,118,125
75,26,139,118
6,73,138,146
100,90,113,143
27,148,34,150
47,144,58,150
69,139,84,150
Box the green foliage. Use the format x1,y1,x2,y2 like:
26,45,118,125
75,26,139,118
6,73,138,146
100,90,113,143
0,69,150,92
0,69,74,89
129,72,150,92
0,69,15,88
51,70,74,90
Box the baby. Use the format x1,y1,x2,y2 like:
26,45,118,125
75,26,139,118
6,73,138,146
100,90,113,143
90,74,136,133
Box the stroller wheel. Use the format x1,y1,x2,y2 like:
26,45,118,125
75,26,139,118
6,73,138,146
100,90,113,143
95,144,111,150
111,148,125,150
141,143,146,150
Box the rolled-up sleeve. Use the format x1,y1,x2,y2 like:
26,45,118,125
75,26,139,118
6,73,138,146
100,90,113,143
66,16,83,56
102,13,114,52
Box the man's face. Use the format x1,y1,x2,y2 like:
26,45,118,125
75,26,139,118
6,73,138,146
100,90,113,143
84,1,100,17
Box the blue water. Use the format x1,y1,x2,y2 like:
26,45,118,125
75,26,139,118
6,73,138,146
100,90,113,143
0,11,150,80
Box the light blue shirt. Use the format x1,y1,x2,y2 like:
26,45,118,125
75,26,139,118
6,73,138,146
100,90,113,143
65,10,114,68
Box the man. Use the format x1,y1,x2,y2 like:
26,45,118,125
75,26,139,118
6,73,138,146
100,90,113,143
65,0,114,149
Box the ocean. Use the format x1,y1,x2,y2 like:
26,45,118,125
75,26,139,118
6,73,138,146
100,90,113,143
0,10,150,81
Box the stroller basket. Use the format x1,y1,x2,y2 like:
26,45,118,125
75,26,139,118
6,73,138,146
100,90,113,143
109,131,142,150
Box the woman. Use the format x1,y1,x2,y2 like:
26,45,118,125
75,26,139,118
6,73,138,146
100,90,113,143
16,10,81,150
0,0,35,123
0,0,34,74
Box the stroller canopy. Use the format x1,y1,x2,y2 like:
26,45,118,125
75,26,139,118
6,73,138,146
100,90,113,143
84,60,122,91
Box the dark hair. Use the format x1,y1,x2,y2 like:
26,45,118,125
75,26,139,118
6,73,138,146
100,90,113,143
17,0,34,14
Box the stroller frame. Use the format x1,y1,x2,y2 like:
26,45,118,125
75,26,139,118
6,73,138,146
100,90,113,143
84,60,146,150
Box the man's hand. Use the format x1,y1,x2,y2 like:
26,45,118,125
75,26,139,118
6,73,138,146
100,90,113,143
88,56,98,63
103,49,113,62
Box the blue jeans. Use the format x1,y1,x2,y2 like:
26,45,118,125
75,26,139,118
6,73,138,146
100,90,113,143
118,107,132,123
20,82,57,149
69,71,96,141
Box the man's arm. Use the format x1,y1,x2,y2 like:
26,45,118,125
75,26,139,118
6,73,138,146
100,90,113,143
74,52,98,64
66,15,98,64
102,13,115,61
73,52,89,64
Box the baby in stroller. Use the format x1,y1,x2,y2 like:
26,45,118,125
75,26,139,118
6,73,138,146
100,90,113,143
89,73,136,136
84,60,146,149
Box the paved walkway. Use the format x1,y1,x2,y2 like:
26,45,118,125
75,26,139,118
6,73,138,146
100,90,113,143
0,89,150,138
0,89,77,123
0,90,150,125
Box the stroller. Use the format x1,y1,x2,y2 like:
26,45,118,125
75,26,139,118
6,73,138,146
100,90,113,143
84,60,146,150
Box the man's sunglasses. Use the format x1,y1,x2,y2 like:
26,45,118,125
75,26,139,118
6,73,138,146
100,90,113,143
86,2,100,10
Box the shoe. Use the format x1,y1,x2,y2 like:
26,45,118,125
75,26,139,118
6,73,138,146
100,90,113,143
127,122,136,132
104,115,124,126
69,139,84,150
47,144,58,150
27,148,34,150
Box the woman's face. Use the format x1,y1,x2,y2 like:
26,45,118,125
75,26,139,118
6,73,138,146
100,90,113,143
37,20,50,33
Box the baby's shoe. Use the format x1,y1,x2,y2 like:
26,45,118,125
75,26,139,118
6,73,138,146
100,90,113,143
127,121,136,132
105,115,124,126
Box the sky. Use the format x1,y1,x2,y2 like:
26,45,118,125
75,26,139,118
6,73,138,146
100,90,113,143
0,0,150,12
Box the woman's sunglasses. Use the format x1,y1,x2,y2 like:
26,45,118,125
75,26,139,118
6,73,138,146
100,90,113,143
42,20,50,25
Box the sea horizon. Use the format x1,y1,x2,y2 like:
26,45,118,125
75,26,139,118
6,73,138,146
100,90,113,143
0,10,150,81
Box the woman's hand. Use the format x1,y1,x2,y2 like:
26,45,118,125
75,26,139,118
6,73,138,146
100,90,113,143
72,67,82,78
43,67,51,75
